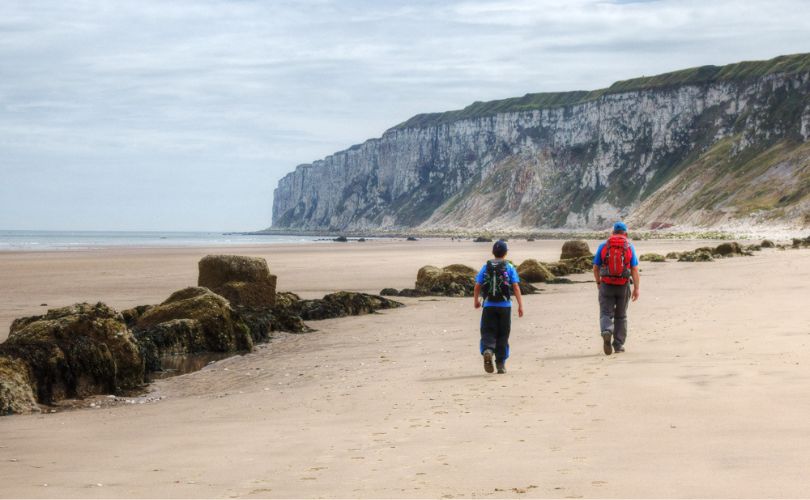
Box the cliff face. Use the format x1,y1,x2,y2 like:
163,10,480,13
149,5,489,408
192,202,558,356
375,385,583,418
272,54,810,232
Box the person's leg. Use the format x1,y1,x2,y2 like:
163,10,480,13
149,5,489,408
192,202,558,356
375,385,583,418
495,307,511,371
480,307,498,373
599,283,618,354
612,285,631,349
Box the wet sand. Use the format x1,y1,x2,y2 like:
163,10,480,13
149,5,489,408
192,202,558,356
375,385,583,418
2,240,810,497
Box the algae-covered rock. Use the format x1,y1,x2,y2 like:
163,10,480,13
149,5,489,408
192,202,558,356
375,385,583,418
397,288,426,297
274,291,301,310
415,265,475,297
380,288,400,296
517,259,555,283
518,282,539,295
121,305,153,328
678,250,714,262
473,236,492,243
198,255,277,308
134,287,253,370
715,242,743,256
560,240,592,260
0,356,40,415
443,264,477,275
640,253,666,262
545,255,594,276
792,236,810,248
296,292,403,321
665,251,682,260
761,239,775,248
1,303,143,404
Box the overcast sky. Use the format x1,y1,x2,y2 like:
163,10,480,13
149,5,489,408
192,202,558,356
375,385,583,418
2,0,809,231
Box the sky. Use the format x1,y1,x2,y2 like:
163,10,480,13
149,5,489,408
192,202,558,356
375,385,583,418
2,0,810,232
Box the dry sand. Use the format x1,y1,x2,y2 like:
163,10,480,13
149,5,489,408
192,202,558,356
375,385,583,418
1,239,810,498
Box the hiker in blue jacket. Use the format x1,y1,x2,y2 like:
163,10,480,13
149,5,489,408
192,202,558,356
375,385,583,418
592,222,641,355
473,240,524,374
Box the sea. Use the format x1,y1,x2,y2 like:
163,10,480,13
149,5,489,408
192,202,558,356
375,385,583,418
0,230,327,251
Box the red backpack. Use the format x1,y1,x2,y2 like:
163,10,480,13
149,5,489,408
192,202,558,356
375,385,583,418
599,234,633,285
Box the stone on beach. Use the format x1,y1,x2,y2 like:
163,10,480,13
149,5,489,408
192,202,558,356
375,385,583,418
0,303,143,406
133,287,253,372
0,356,40,415
415,265,475,297
294,292,403,321
198,255,277,308
640,253,666,262
516,259,555,283
560,240,592,260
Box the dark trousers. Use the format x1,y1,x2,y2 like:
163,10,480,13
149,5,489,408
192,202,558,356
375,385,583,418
480,306,511,363
598,283,630,346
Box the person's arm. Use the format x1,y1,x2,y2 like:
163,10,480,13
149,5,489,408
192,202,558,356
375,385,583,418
474,283,482,308
593,265,601,287
631,267,640,301
512,283,523,317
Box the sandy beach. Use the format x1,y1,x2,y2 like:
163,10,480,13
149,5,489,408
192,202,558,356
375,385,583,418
2,239,810,498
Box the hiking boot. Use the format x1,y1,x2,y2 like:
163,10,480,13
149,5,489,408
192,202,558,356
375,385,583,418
613,344,625,353
496,362,506,374
483,349,494,373
601,331,613,355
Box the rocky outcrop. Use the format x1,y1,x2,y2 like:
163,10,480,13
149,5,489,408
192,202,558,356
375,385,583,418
198,255,277,309
272,53,810,232
560,240,592,260
517,259,555,283
640,253,666,262
0,356,40,415
295,292,402,321
0,303,143,409
415,265,476,297
133,287,253,373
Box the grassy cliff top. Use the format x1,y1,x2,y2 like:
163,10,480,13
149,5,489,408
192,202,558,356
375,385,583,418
391,52,810,131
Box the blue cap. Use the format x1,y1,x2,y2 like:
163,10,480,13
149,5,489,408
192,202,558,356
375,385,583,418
493,239,508,255
613,221,628,232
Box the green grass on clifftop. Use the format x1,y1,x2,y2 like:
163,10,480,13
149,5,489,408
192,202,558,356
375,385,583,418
392,53,810,131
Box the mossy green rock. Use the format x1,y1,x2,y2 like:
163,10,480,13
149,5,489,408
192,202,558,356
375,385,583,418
640,253,666,262
296,292,403,321
517,259,555,282
415,265,475,297
0,303,143,404
678,251,714,262
560,240,592,260
198,255,277,308
544,256,594,276
714,242,743,256
134,287,253,372
0,356,40,415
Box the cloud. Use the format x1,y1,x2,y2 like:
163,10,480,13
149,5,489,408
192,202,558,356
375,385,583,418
1,0,810,230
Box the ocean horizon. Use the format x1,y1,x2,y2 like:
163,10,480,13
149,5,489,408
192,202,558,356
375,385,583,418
0,230,328,251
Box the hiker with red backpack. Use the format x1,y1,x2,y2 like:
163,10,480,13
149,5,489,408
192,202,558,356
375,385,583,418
593,222,640,355
473,240,524,374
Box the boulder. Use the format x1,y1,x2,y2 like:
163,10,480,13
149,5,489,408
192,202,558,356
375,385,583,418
517,259,555,283
792,236,810,248
334,236,348,242
560,240,592,260
473,236,492,243
295,292,403,321
518,282,539,295
640,253,666,262
0,303,143,404
545,256,594,276
665,252,682,260
134,287,253,372
678,250,714,262
379,288,400,296
0,356,40,415
714,242,743,256
415,265,475,297
406,236,418,241
397,288,427,297
443,264,477,275
198,255,277,308
761,239,775,248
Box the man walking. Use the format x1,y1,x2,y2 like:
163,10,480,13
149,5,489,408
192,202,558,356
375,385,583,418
592,222,640,355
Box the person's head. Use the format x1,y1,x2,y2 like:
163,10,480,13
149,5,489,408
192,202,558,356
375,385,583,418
612,221,628,235
492,239,508,258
